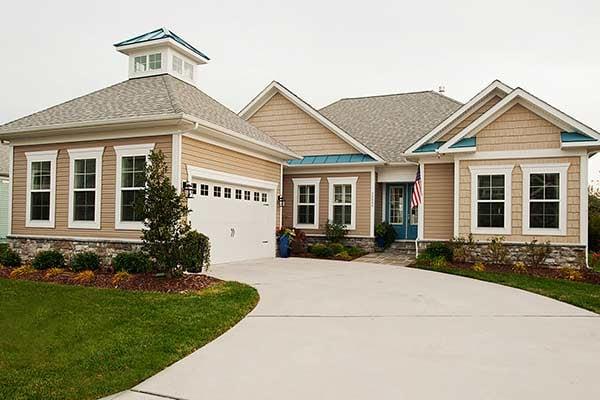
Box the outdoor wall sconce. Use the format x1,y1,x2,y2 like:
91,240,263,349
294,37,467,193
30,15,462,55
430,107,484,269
182,181,197,199
277,195,286,208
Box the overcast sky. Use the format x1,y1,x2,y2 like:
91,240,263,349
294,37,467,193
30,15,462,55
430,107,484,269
2,0,599,178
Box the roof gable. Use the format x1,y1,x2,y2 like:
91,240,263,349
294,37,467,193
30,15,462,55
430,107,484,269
440,87,600,153
405,80,512,154
240,81,382,160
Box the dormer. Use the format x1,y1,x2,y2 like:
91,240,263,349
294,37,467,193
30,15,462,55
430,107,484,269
114,28,210,85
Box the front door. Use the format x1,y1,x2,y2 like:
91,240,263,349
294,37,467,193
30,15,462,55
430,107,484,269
387,183,418,240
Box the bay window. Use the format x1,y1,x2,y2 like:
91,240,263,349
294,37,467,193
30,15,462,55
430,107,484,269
293,178,320,229
25,150,57,228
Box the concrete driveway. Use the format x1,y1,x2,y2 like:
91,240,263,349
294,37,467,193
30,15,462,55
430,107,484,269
113,258,600,399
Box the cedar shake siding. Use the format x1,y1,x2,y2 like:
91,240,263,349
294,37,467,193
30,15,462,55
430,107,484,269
247,93,357,156
12,135,172,240
475,104,562,152
423,163,454,240
439,96,503,142
458,156,580,243
282,172,372,237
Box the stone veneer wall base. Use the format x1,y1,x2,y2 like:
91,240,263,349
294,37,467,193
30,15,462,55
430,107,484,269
8,236,142,269
305,236,376,253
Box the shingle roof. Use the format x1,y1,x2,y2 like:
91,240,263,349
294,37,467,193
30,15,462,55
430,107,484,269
319,91,463,162
0,75,291,153
114,28,210,60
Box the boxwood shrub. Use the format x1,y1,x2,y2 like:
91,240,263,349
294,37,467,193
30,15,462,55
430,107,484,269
112,251,151,274
0,247,22,267
423,242,453,262
32,250,65,270
309,243,335,258
71,252,100,272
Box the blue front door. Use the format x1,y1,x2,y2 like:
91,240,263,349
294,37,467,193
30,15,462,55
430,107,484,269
387,183,418,240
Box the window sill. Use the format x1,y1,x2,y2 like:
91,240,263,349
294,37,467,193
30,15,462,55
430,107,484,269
26,220,55,228
115,221,144,231
471,227,511,235
293,224,319,230
522,227,566,236
68,221,101,230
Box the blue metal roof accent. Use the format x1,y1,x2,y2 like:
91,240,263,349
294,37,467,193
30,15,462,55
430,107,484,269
288,154,377,165
561,131,597,143
449,137,476,149
414,141,445,153
114,28,210,60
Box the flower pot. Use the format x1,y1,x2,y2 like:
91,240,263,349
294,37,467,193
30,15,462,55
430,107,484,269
375,236,386,249
279,235,290,258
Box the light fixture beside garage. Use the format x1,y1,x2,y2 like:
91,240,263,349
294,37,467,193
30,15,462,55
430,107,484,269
277,195,286,208
182,181,197,199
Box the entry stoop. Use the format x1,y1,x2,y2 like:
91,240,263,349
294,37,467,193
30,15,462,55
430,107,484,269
355,241,416,266
388,241,418,255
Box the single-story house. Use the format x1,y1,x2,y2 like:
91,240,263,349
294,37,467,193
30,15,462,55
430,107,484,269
1,28,598,267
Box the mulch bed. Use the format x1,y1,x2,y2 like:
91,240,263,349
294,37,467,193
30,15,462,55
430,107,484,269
415,261,600,285
288,252,365,261
0,267,221,293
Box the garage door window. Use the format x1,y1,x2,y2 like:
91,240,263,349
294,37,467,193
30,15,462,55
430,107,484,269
244,190,251,200
292,178,321,229
224,188,231,198
261,193,268,203
235,189,242,199
200,184,208,196
214,186,221,197
254,192,260,201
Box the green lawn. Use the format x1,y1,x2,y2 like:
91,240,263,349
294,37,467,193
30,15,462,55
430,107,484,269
412,264,600,314
0,279,258,400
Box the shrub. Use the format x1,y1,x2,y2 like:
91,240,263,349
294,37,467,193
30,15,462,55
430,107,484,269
589,252,600,273
415,253,432,267
423,242,453,261
44,267,65,279
112,271,131,286
0,247,22,267
328,242,345,255
472,262,486,272
487,236,508,265
347,246,366,257
511,261,528,274
559,267,583,281
73,270,95,284
9,265,35,279
112,252,151,274
325,220,347,243
309,243,334,258
375,222,396,249
450,234,474,263
178,230,211,273
32,250,65,270
431,256,448,268
289,229,307,255
525,240,551,268
71,252,100,272
334,251,353,261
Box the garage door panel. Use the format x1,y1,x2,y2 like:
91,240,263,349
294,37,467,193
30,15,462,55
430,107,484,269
189,179,276,265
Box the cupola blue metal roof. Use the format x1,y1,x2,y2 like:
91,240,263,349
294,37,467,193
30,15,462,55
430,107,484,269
114,28,210,60
288,154,377,165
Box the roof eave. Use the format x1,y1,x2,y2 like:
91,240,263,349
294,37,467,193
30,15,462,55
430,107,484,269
115,38,209,64
286,161,385,168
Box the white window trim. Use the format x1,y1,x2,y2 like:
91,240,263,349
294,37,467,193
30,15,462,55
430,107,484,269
521,163,569,236
67,147,104,229
327,177,358,230
114,143,155,230
25,150,58,228
469,165,514,235
292,177,321,229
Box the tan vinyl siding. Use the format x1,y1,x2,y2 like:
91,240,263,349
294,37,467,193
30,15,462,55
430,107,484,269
12,135,172,239
282,172,372,236
374,180,383,224
423,163,454,240
248,93,357,156
458,157,580,243
476,104,561,152
181,136,282,227
439,96,502,142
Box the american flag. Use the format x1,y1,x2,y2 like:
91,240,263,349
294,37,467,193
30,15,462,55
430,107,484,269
411,167,422,209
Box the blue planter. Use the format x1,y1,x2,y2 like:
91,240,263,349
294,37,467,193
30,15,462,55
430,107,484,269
279,235,290,258
375,236,386,249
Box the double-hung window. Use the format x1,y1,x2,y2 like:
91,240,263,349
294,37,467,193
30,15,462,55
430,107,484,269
114,144,154,230
470,165,513,235
327,177,358,230
522,164,569,236
68,148,103,229
148,53,161,70
25,150,57,228
134,55,147,72
292,178,320,229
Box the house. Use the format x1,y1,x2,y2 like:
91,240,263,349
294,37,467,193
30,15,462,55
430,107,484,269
0,144,9,241
0,28,598,267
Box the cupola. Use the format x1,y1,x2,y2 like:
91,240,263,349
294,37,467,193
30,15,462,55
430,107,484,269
114,28,210,84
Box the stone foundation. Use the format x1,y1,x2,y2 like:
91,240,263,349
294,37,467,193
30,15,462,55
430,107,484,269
305,236,376,252
417,240,587,269
8,236,142,269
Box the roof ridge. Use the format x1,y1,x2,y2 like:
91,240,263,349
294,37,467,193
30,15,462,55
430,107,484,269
0,79,131,127
336,90,439,101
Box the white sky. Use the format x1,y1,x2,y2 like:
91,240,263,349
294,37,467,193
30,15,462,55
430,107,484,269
1,0,599,178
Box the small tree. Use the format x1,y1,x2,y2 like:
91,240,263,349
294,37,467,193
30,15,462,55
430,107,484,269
140,149,190,276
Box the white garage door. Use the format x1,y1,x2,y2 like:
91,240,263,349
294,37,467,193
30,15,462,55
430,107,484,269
188,168,277,265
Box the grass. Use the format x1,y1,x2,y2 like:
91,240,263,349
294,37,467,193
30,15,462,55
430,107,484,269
0,279,259,400
413,263,600,314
